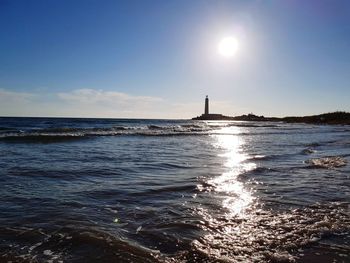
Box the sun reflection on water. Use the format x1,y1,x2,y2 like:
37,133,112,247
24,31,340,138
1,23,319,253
189,124,350,262
209,126,256,217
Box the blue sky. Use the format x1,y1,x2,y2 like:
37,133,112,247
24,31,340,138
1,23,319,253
0,0,349,118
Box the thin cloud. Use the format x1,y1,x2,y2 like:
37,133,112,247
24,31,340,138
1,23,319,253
58,89,162,105
0,88,240,118
0,88,36,103
56,89,165,118
0,88,169,118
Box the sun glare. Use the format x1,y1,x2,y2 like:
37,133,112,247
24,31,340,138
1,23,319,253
218,37,239,58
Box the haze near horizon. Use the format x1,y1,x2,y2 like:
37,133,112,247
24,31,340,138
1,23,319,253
1,0,349,118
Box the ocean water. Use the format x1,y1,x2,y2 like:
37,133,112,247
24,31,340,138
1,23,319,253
0,117,349,263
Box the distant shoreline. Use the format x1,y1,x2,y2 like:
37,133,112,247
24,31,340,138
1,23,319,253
1,111,349,125
192,111,350,125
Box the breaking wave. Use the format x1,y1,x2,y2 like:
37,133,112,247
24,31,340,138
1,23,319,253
306,156,348,169
0,124,214,142
1,122,295,142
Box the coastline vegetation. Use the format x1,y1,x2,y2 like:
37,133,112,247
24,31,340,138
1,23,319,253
193,111,350,125
232,111,350,125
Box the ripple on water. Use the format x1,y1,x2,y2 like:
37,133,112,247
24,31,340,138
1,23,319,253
0,226,163,262
175,202,350,262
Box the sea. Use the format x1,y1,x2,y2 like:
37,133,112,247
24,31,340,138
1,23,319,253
0,117,349,263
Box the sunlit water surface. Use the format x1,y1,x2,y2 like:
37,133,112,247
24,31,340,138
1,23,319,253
0,117,349,262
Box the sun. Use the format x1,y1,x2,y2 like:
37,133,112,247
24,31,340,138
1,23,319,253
218,37,239,58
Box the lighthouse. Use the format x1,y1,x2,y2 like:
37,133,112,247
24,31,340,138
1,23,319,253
192,95,232,120
205,95,209,115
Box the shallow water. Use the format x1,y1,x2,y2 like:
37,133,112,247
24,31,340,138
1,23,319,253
0,117,349,262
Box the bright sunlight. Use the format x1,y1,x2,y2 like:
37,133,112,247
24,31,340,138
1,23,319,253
218,37,239,58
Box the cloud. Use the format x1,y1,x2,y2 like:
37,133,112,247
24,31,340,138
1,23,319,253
0,88,170,118
0,88,36,103
55,89,165,118
0,89,246,119
0,88,241,118
0,88,40,116
58,89,162,105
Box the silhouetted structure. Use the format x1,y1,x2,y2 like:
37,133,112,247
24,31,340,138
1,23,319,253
192,96,350,124
205,95,209,115
231,111,350,124
192,96,234,120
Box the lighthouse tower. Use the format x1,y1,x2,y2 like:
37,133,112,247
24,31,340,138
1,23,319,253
192,95,230,120
204,95,209,115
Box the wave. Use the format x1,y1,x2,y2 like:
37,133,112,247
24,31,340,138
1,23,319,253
0,124,216,142
132,184,198,196
0,226,162,263
0,127,16,131
0,122,345,143
179,202,350,262
305,156,347,169
229,123,280,128
247,153,296,161
0,134,88,143
301,148,316,155
2,201,349,263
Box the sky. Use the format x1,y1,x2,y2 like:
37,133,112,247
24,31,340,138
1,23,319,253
0,0,349,118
